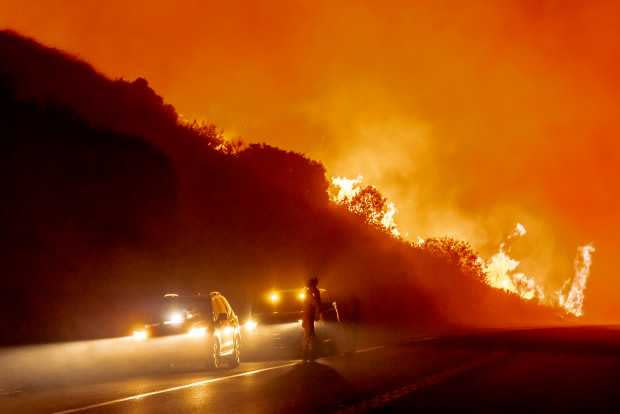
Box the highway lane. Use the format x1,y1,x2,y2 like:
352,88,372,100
0,361,296,414
3,327,620,413
1,336,484,413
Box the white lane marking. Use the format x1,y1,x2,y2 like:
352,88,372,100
353,336,437,354
333,352,506,414
52,362,298,414
354,345,385,353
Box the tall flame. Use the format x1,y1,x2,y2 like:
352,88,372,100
381,202,400,238
557,244,595,317
483,223,545,302
483,223,595,316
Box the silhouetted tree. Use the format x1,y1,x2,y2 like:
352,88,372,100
345,186,386,226
422,237,486,283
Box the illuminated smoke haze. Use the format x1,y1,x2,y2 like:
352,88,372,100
1,1,617,320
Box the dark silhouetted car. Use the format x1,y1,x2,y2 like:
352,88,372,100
242,288,342,359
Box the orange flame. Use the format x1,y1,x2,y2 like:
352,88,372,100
483,223,546,302
330,175,363,202
557,244,595,317
329,175,596,316
483,223,595,316
329,175,400,237
380,202,400,238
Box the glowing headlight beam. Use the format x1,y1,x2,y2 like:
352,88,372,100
165,312,184,325
188,327,207,337
132,330,148,341
269,292,280,303
244,319,257,332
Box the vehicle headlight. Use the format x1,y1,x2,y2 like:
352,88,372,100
188,327,207,337
165,311,184,325
269,292,280,303
132,329,148,341
244,319,257,332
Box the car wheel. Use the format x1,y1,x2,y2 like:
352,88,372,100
228,335,241,368
208,338,222,369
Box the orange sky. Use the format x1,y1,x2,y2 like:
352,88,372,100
2,0,619,320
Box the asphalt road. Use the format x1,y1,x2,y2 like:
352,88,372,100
2,326,620,413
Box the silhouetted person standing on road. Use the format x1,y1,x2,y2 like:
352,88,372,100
302,277,321,361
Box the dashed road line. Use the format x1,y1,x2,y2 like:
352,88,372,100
354,345,385,354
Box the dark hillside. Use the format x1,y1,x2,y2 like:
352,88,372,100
0,31,559,345
0,79,178,342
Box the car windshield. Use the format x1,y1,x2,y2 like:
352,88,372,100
140,296,212,323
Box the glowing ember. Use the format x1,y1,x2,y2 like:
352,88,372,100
514,223,527,237
557,244,595,317
503,222,527,250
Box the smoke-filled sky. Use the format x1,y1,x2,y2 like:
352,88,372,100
2,0,619,320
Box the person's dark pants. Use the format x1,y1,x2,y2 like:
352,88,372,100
302,317,316,360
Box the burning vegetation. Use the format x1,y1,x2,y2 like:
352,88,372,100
329,176,400,237
330,177,595,317
484,223,546,303
483,223,595,317
0,31,592,344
